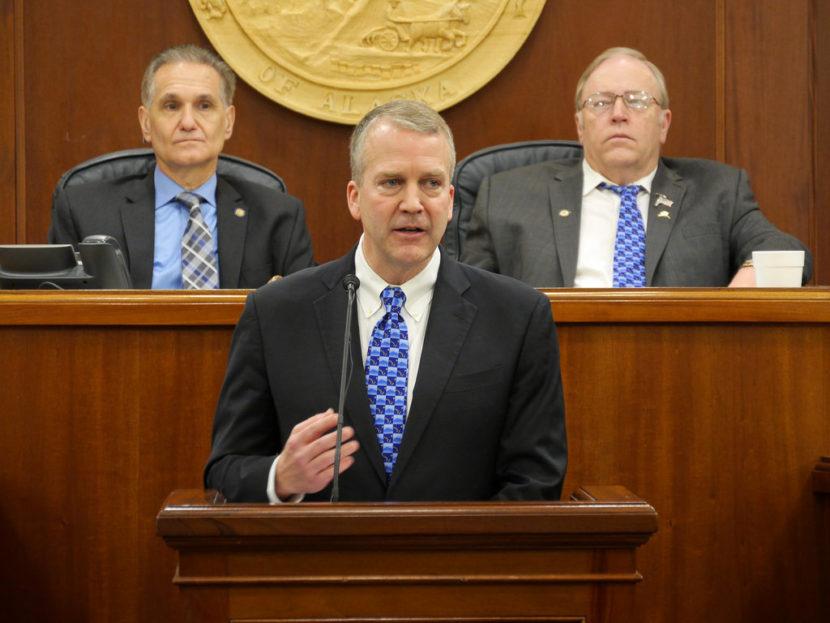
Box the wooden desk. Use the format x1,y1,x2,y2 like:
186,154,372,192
1,289,828,623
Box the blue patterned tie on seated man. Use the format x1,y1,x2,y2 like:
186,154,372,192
461,46,813,288
204,99,567,503
48,44,314,289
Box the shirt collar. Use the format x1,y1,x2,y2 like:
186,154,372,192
354,234,439,323
153,165,218,210
581,159,658,196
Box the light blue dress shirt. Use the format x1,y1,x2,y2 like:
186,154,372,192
151,167,220,289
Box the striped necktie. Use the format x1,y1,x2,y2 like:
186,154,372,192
177,192,220,290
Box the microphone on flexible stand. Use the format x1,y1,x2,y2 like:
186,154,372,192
331,273,360,502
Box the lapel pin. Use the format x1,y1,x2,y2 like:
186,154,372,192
234,207,246,218
655,193,674,208
657,210,671,219
559,209,570,217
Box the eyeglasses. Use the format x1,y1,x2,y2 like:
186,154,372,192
581,91,661,114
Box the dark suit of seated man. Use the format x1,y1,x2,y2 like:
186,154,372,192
204,100,567,503
48,44,314,289
461,46,812,288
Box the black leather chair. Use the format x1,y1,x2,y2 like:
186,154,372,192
53,148,287,197
445,140,583,260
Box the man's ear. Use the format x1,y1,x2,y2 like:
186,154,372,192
346,180,361,222
138,106,151,144
447,184,454,222
574,111,584,145
659,108,672,145
224,105,236,140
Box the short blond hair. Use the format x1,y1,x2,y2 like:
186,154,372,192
574,47,669,112
350,100,456,185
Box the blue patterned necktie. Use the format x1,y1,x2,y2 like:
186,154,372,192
177,192,220,290
365,286,409,477
600,183,646,287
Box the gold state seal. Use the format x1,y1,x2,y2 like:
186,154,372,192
190,0,546,124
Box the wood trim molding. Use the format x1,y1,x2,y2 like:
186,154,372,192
1,288,829,326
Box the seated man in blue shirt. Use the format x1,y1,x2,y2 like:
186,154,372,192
48,44,314,289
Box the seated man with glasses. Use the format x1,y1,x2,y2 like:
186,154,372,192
461,46,812,287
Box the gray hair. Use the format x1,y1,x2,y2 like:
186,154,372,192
349,100,456,185
574,47,670,113
141,44,236,109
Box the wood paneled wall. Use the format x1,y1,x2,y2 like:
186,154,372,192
0,0,826,280
1,290,828,623
0,0,18,242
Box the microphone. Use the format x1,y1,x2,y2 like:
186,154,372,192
331,273,360,502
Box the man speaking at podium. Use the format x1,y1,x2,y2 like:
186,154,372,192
205,100,567,503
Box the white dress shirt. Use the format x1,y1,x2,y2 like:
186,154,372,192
353,235,438,413
267,236,440,502
573,160,657,287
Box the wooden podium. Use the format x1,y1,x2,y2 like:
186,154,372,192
156,486,657,623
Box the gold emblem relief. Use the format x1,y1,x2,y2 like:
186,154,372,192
197,0,228,20
189,0,546,124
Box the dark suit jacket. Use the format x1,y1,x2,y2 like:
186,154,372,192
48,170,314,288
461,157,813,286
204,249,567,502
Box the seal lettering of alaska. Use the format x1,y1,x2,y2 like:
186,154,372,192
190,0,545,124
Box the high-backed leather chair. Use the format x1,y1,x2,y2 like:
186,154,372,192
445,140,583,260
53,148,287,197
